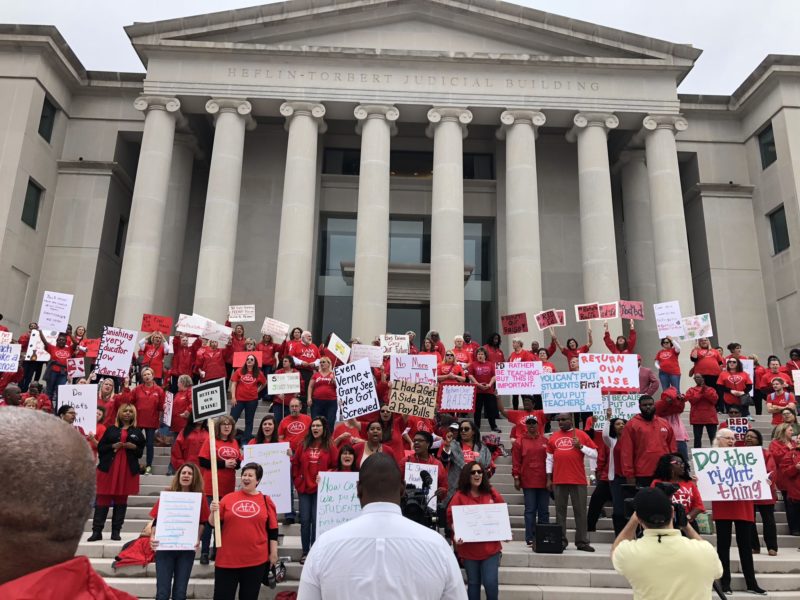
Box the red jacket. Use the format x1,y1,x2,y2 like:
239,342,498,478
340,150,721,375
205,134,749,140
22,392,52,413
171,427,209,468
685,384,718,425
130,384,165,429
655,387,685,417
618,414,677,478
0,368,23,394
603,329,637,354
595,438,610,482
226,331,247,365
511,434,548,488
171,337,201,377
447,488,505,560
292,442,338,494
779,446,800,501
169,388,192,433
196,348,227,382
769,440,794,491
138,343,167,379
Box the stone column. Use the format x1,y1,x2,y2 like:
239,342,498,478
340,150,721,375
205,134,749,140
115,96,182,330
498,109,546,344
351,104,399,341
427,107,472,343
272,101,326,328
193,99,255,320
566,112,621,304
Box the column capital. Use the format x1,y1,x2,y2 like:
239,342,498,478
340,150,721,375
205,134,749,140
280,101,327,134
496,109,546,140
566,112,619,142
642,114,689,133
206,98,256,130
354,104,399,135
426,106,472,139
134,96,181,113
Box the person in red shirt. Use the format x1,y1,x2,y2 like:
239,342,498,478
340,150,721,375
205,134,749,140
292,417,338,562
718,405,749,446
368,405,407,458
256,333,280,402
553,326,593,371
308,356,338,430
336,444,358,471
482,332,505,364
781,348,800,377
399,430,448,500
138,332,169,386
426,330,447,360
437,351,467,405
745,429,778,555
778,437,800,537
536,348,557,374
37,328,72,409
169,374,193,438
603,320,637,354
685,373,719,448
272,355,305,425
171,419,209,473
230,354,266,444
506,395,546,441
248,414,279,445
649,453,705,524
196,340,227,382
618,395,677,487
210,462,279,599
506,338,533,411
546,413,597,551
419,336,443,362
401,414,436,449
462,331,480,359
766,377,797,426
85,406,107,459
353,421,398,466
717,357,753,417
654,336,681,392
170,334,201,391
22,381,52,412
333,417,365,448
290,331,321,405
278,398,312,452
280,327,304,361
468,347,499,432
447,461,505,600
451,335,473,369
512,416,549,547
130,367,166,474
756,356,791,416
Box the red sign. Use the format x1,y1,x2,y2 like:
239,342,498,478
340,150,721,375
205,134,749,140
501,313,528,335
83,338,101,358
599,302,618,320
141,313,173,334
619,300,645,321
575,303,600,322
534,310,559,331
233,351,263,368
555,310,566,326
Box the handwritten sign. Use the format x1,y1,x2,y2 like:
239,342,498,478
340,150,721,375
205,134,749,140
793,370,800,394
592,394,640,430
96,326,137,378
243,442,292,513
38,291,73,332
404,462,439,509
654,301,685,338
316,472,361,536
326,332,351,364
451,503,512,543
579,353,638,393
59,384,97,434
0,344,21,372
555,310,566,326
153,491,202,551
233,351,262,368
691,447,771,501
176,313,207,336
0,332,11,344
335,358,380,420
726,417,750,443
388,380,437,420
260,317,290,341
83,338,100,358
201,321,231,345
380,334,409,354
67,357,85,379
619,300,645,321
681,313,713,340
141,314,173,335
267,372,300,395
24,330,53,361
192,378,227,421
439,384,476,412
228,304,255,322
163,391,173,427
350,344,384,368
390,353,437,384
501,313,528,335
575,303,600,322
534,310,559,331
495,361,543,395
540,371,601,414
599,302,618,320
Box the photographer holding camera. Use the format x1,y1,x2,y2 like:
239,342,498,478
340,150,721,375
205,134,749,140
612,487,722,600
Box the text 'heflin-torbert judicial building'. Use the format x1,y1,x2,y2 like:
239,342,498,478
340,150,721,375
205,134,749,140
1,0,800,362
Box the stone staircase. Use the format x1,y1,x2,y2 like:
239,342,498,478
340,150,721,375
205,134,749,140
80,403,800,598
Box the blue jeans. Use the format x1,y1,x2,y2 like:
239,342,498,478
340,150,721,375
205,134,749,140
463,552,500,600
676,440,689,463
522,488,550,543
310,400,337,433
155,550,195,600
659,371,681,393
299,492,317,555
610,476,627,536
272,402,289,428
230,399,258,444
144,427,156,467
45,369,67,409
201,495,214,555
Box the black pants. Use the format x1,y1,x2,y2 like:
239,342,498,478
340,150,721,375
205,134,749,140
702,375,725,413
475,393,499,431
213,562,268,600
752,504,778,552
752,389,764,415
587,479,612,532
692,424,717,448
715,520,758,589
785,494,800,534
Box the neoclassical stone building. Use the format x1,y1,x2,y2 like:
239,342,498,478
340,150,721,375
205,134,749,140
0,0,798,364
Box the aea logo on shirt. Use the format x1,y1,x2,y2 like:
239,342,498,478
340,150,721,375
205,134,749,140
232,499,262,519
728,374,744,385
307,447,322,462
218,446,239,459
554,436,575,450
286,420,307,435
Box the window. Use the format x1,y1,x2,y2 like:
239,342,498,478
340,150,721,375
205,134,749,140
21,179,42,229
322,148,494,179
38,97,57,142
114,217,128,257
769,206,790,254
758,123,777,169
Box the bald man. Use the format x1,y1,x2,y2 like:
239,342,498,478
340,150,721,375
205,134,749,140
0,383,21,407
298,453,467,600
0,407,135,599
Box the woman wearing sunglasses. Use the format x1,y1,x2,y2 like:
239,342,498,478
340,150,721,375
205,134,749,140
441,419,493,507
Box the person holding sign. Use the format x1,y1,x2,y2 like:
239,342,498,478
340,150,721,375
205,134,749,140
447,462,505,600
717,357,753,417
230,354,266,443
603,320,636,354
354,421,397,466
553,326,593,371
170,334,201,392
195,340,227,383
399,431,448,500
36,328,72,408
468,347,499,432
512,416,549,547
336,444,358,472
256,333,280,401
273,356,305,425
131,367,166,475
308,356,338,430
210,462,279,600
506,339,533,411
745,430,779,556
224,324,247,379
138,332,170,386
437,351,467,403
289,331,320,404
686,373,720,448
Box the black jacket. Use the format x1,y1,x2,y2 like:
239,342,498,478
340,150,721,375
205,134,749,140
97,426,146,475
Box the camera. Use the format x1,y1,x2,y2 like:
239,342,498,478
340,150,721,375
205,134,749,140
623,482,687,529
401,469,438,530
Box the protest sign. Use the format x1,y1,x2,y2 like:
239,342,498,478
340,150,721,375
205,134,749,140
680,313,713,340
335,358,380,420
153,491,202,551
59,384,97,434
555,310,566,326
495,361,543,395
592,394,640,431
451,503,512,543
390,353,437,384
727,417,750,443
24,330,53,361
404,462,439,510
267,372,301,395
575,303,600,322
793,370,800,394
540,371,601,414
654,301,685,338
162,391,173,427
579,353,638,393
0,332,11,344
690,447,771,501
38,291,73,332
260,317,290,341
228,304,255,322
176,313,207,336
619,300,645,321
380,334,409,354
192,378,227,421
534,310,559,331
388,380,437,420
0,344,21,372
350,344,383,368
233,351,262,368
439,384,476,412
326,332,351,364
201,321,232,345
141,314,173,335
501,312,528,335
599,302,618,320
83,338,100,358
96,326,137,378
317,472,361,536
740,359,755,385
67,357,85,379
243,442,292,513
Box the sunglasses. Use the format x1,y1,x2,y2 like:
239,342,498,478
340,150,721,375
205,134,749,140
470,470,483,475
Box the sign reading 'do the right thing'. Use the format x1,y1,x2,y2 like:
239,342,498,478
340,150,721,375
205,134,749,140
690,447,771,502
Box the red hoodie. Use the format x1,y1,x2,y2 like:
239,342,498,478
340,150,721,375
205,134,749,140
171,427,209,468
171,337,201,377
685,384,718,425
292,442,338,494
618,414,676,478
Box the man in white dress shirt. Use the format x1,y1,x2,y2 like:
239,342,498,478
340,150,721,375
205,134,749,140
297,453,467,600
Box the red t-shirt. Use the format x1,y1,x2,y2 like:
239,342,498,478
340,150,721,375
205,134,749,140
539,361,556,373
231,369,266,402
711,499,754,522
333,422,363,448
655,348,680,376
44,343,72,370
257,342,281,369
311,371,337,401
767,391,796,425
546,429,596,485
506,409,546,439
131,384,165,429
289,343,321,369
512,434,548,488
650,479,705,514
759,371,792,392
199,438,242,497
692,348,723,376
139,343,167,379
278,414,312,452
468,361,495,394
482,345,505,364
215,491,278,568
716,371,752,406
447,488,505,560
451,348,473,368
508,350,534,363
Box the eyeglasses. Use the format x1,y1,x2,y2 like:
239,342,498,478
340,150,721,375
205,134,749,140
470,470,483,475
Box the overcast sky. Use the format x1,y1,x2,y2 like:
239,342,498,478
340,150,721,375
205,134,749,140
2,0,799,94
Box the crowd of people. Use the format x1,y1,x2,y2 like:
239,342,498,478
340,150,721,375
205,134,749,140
2,314,800,599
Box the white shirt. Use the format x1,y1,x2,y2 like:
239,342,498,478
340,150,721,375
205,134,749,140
297,502,467,600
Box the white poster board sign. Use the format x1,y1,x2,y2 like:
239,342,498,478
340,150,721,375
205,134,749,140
326,332,351,364
350,344,384,368
24,329,55,361
439,384,476,412
451,503,512,543
67,357,85,379
153,491,203,551
176,313,207,336
162,391,174,427
96,326,137,378
654,301,685,338
404,462,439,510
680,313,713,341
380,334,409,354
316,472,361,536
37,291,73,332
260,317,290,341
0,332,12,344
59,384,97,435
540,371,602,414
201,321,232,345
740,359,755,385
690,447,771,502
0,344,21,373
495,361,543,395
243,442,292,513
335,358,380,420
592,394,641,431
228,304,256,322
267,372,301,395
579,353,638,392
390,353,437,385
